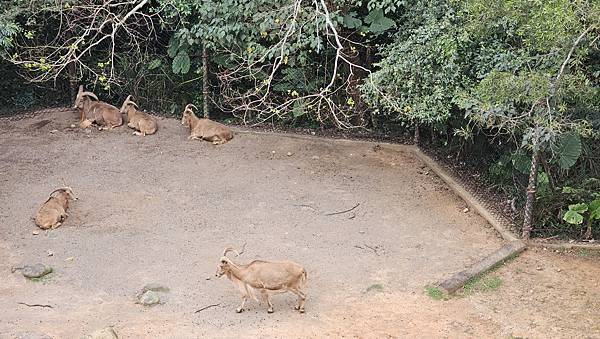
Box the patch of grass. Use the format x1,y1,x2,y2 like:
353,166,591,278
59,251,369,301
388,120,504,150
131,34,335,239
425,286,445,300
576,249,600,258
27,274,52,283
366,283,384,293
462,275,502,295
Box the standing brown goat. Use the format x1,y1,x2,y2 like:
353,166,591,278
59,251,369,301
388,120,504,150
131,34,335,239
181,104,233,145
34,187,77,230
74,85,123,130
216,247,308,313
120,95,158,136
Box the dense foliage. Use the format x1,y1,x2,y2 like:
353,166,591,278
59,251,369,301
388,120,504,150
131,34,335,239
1,0,599,239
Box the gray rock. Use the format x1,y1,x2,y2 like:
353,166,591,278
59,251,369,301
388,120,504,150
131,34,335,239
81,327,118,339
15,332,53,339
137,290,160,306
22,264,52,279
141,283,170,293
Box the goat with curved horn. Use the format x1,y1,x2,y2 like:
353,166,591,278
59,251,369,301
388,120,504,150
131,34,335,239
74,85,122,130
181,102,234,145
215,247,308,314
120,95,158,136
35,187,77,230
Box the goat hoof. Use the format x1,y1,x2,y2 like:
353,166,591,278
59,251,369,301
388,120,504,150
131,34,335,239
267,308,274,314
236,308,244,313
299,308,305,313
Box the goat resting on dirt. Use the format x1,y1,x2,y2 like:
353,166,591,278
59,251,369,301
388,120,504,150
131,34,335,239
34,187,77,230
74,85,123,130
181,104,233,145
120,95,158,136
216,247,307,314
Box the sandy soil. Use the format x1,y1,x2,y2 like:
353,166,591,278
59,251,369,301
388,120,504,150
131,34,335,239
0,109,598,338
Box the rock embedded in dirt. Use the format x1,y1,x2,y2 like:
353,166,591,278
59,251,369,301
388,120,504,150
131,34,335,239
137,290,160,306
141,283,170,293
15,332,53,339
22,264,52,279
81,327,118,339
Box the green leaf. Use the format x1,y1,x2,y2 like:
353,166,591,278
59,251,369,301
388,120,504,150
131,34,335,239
343,13,362,29
511,151,531,174
568,203,588,213
292,100,305,117
148,58,162,70
364,9,395,33
589,199,600,220
563,210,584,225
555,133,582,170
172,51,190,74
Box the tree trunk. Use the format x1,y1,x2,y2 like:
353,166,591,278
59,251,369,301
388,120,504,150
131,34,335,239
522,149,540,239
414,124,420,146
202,45,210,118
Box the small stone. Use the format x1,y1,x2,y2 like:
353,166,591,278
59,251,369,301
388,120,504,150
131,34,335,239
137,290,160,306
556,269,562,272
391,162,396,166
141,283,170,293
22,263,52,279
49,129,58,134
47,250,54,257
311,131,316,135
463,208,470,213
15,332,52,339
271,151,276,154
81,327,118,339
311,156,320,160
286,152,293,156
536,267,542,271
65,257,74,261
32,231,39,235
359,230,365,234
70,124,76,128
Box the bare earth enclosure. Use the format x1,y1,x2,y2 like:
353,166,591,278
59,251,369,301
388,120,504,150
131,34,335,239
1,109,598,338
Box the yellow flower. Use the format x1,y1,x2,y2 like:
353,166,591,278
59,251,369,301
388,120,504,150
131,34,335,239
347,97,355,106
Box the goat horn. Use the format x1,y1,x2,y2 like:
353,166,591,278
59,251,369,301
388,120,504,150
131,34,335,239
48,187,71,197
82,91,98,100
222,247,240,257
185,104,198,112
120,95,138,112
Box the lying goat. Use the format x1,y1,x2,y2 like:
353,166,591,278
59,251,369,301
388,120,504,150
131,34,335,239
120,95,158,136
74,85,123,130
181,104,233,145
216,247,307,313
34,187,77,230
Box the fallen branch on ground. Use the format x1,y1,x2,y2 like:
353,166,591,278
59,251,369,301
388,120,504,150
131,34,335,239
325,203,360,216
195,303,221,313
17,302,53,308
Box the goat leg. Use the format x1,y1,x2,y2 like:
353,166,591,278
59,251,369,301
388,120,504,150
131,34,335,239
260,290,274,313
80,119,93,129
290,288,306,313
236,296,247,313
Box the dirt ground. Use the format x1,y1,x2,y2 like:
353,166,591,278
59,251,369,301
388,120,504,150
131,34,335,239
0,109,598,338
